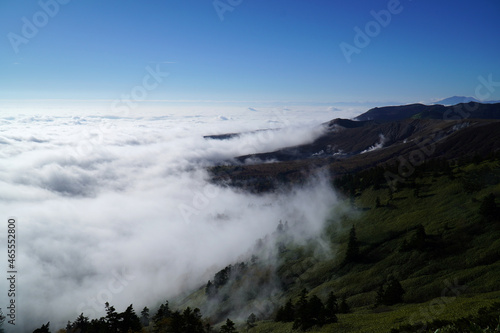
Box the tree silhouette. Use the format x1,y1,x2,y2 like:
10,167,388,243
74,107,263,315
118,304,142,332
325,292,338,323
480,193,497,220
220,318,238,333
105,302,119,332
141,306,150,326
376,276,405,306
206,280,217,298
338,295,350,314
152,300,172,330
32,322,50,333
170,310,184,333
344,225,360,263
410,224,426,250
67,313,91,333
275,299,294,322
246,313,257,331
181,307,205,333
307,295,326,327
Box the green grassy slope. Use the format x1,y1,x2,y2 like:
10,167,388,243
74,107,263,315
178,158,500,332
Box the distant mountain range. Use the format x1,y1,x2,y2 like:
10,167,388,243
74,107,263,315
434,96,500,105
208,102,500,191
355,102,500,122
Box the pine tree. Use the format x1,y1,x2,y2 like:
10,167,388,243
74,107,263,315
118,304,142,333
152,301,172,332
274,306,285,322
206,280,217,297
480,193,497,220
71,313,90,333
293,289,309,330
376,276,405,306
105,302,119,332
338,295,350,314
32,322,50,333
220,318,238,333
182,307,205,333
170,311,184,333
384,276,405,305
308,295,326,327
410,224,426,250
141,306,150,327
277,220,284,232
282,299,295,322
325,292,338,323
246,313,257,330
344,225,360,263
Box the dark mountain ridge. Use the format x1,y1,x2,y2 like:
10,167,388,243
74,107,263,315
209,102,500,191
355,102,500,122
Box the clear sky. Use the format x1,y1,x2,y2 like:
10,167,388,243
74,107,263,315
1,0,499,106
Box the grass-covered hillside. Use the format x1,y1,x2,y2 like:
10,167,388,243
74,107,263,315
174,155,500,333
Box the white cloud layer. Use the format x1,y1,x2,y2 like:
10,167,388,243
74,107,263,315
0,107,341,331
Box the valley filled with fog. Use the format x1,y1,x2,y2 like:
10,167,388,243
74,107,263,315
0,105,356,330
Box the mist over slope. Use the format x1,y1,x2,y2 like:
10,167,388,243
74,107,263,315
0,108,340,331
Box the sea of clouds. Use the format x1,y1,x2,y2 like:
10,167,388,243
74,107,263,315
0,103,359,330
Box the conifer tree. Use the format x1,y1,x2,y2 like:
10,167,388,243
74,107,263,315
32,322,50,333
308,295,326,327
344,225,360,263
220,318,238,333
338,295,350,314
141,306,150,326
293,289,309,330
325,292,338,323
480,193,497,220
376,276,405,306
118,304,142,333
246,313,257,330
282,299,295,322
105,302,119,332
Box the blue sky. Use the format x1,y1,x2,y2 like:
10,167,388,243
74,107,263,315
1,0,499,106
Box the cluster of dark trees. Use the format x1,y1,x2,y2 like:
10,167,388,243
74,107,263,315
275,289,349,330
376,276,405,306
205,262,248,298
479,193,498,221
150,301,206,333
150,300,239,333
334,153,500,196
32,300,241,333
66,303,142,333
32,303,143,333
